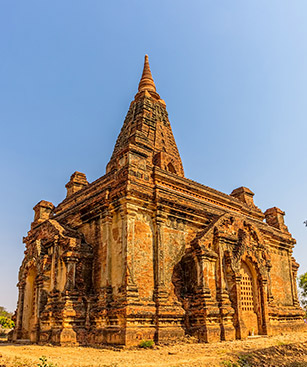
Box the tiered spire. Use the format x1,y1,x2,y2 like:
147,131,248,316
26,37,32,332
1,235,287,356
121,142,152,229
138,55,156,93
107,55,184,177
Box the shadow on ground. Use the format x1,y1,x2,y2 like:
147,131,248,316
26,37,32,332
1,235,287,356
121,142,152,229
232,342,307,367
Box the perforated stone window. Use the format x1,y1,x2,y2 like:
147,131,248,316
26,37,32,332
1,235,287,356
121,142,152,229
240,263,254,312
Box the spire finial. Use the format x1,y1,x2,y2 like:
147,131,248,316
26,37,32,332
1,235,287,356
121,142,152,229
138,55,156,93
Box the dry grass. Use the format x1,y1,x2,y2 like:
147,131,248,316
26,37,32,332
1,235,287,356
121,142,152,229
0,331,306,367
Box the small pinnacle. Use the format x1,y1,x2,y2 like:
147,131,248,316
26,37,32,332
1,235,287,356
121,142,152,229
138,55,156,93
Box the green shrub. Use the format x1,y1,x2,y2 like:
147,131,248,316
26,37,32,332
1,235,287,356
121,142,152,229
221,355,252,367
0,315,14,329
221,361,239,367
138,339,155,348
37,356,57,367
237,354,252,367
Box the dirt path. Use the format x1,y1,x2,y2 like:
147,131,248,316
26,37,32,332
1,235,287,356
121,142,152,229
1,332,307,367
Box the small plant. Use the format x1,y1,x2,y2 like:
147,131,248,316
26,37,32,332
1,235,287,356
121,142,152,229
138,339,155,348
237,354,252,367
277,340,287,346
37,356,57,367
221,354,253,367
221,361,239,367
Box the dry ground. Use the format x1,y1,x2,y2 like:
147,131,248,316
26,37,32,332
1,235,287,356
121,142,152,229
1,332,307,367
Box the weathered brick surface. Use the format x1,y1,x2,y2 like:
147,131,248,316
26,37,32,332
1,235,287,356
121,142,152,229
10,55,306,346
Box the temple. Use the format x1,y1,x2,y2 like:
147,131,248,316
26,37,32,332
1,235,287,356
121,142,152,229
11,55,306,345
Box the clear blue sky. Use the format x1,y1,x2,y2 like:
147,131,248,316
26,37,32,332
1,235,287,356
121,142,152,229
1,1,307,312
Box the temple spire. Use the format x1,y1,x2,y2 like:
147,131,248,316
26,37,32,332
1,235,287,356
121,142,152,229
138,55,156,93
107,55,184,177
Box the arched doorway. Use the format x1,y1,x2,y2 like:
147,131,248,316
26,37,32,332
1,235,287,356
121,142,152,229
172,253,199,331
22,267,37,338
240,262,259,336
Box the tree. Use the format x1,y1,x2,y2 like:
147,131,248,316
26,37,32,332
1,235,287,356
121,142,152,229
0,316,14,329
0,306,14,329
298,272,307,318
0,306,13,319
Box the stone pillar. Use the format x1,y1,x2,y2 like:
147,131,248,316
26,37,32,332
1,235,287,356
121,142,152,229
266,262,274,305
31,277,44,342
259,277,270,335
35,278,44,321
120,209,127,295
104,211,113,302
126,207,139,300
58,252,81,346
216,240,231,302
197,251,209,297
153,213,168,303
91,211,112,344
291,257,300,307
92,218,102,291
196,249,221,343
124,206,156,346
14,281,25,339
215,240,236,341
98,212,112,289
50,237,59,291
153,213,186,344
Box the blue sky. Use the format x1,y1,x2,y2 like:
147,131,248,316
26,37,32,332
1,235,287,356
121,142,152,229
1,1,307,311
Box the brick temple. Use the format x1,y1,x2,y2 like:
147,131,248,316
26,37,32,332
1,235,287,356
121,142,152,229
11,55,306,345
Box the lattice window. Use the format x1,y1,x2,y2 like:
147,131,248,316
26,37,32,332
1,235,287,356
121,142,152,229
240,264,254,312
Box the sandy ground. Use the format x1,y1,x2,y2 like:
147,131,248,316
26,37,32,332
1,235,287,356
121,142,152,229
0,332,307,367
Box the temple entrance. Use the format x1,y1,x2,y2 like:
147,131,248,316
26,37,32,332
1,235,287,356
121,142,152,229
22,267,37,338
172,253,199,331
240,262,259,336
